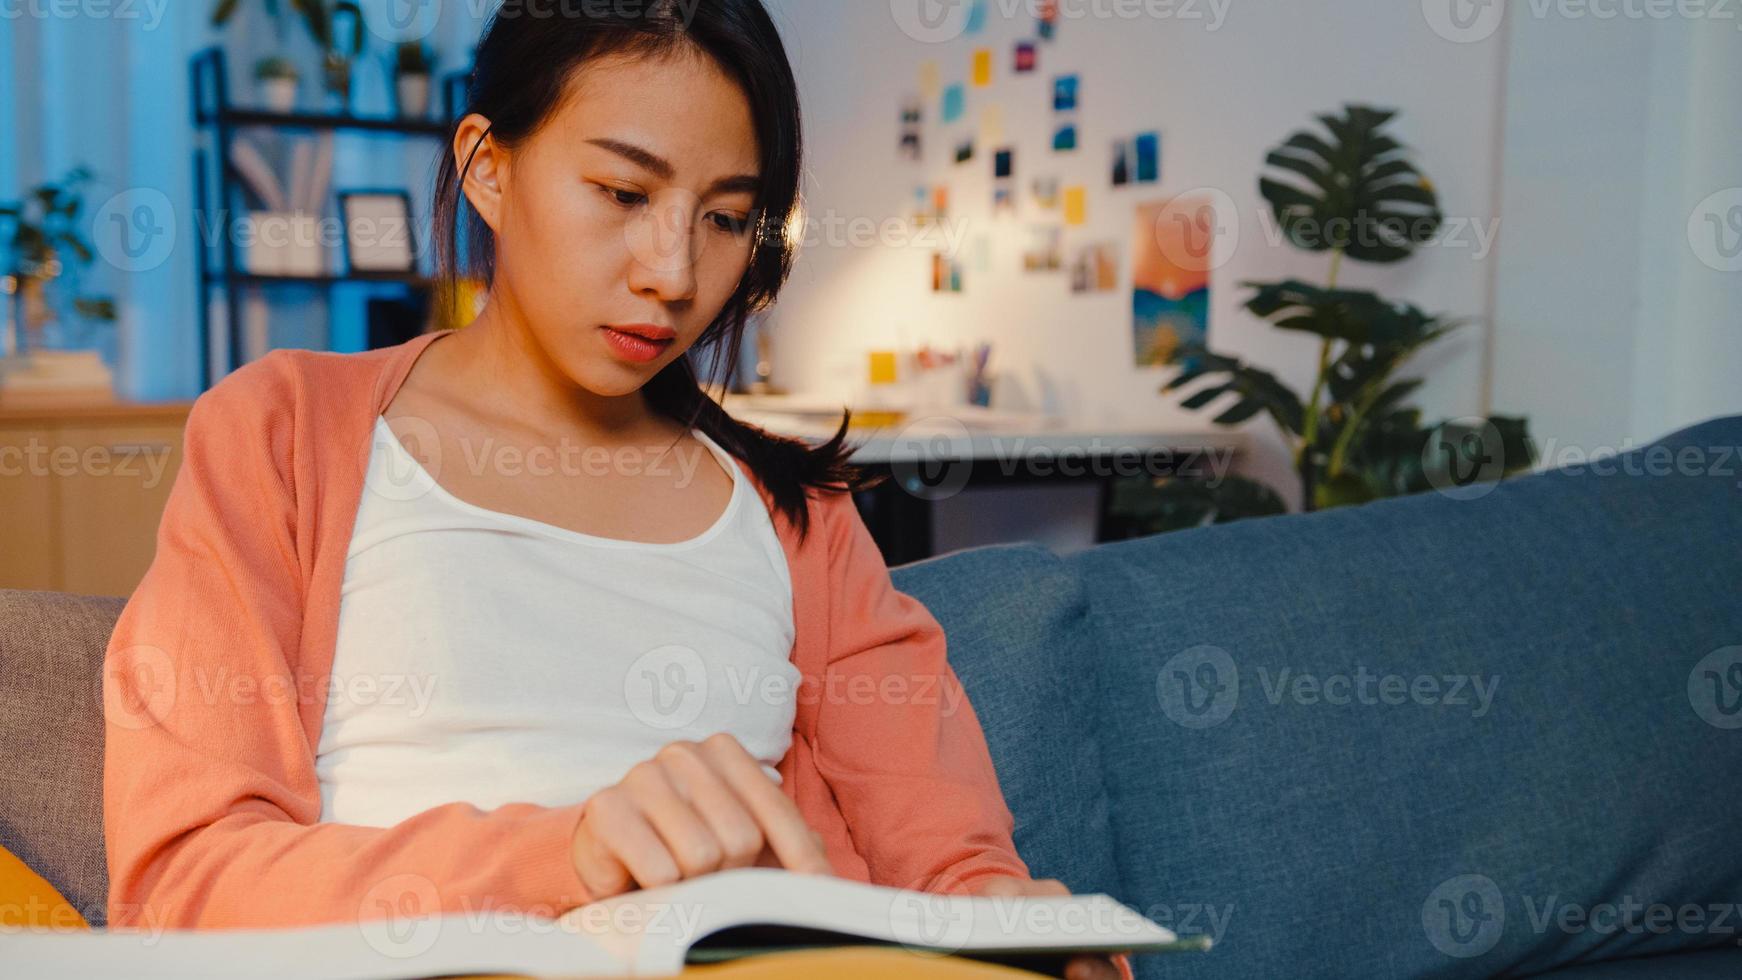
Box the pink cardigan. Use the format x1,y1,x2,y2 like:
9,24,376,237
105,329,1033,928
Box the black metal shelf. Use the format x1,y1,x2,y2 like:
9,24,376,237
206,108,453,137
189,46,471,390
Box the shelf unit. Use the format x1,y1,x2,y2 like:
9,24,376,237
188,47,472,389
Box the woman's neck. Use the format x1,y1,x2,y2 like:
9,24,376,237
442,298,671,446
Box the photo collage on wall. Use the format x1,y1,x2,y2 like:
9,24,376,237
895,0,1210,364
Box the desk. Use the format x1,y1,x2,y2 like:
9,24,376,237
722,397,1246,565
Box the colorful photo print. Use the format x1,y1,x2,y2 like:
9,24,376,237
933,251,965,293
1132,196,1212,367
994,148,1014,179
1038,0,1059,39
1112,131,1162,186
994,183,1015,215
1015,41,1037,73
1053,74,1078,112
1070,242,1120,293
942,83,966,124
973,48,993,86
913,184,949,227
955,139,976,164
1032,176,1060,209
1053,122,1077,152
1023,225,1063,272
899,97,923,161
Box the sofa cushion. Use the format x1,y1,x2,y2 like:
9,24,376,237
1071,416,1742,978
892,542,1120,898
1541,947,1742,977
0,589,125,928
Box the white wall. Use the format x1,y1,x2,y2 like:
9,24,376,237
763,0,1510,540
1494,6,1742,457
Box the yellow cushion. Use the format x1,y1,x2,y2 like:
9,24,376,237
0,844,88,930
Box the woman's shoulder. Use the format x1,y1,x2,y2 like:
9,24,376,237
194,344,405,427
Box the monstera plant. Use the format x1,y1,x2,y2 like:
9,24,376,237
1108,105,1533,535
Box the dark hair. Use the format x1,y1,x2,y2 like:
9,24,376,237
433,0,883,543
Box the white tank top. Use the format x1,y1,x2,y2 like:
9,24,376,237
315,416,799,828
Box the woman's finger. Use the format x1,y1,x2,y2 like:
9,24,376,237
576,786,679,896
624,754,725,879
699,733,832,874
657,742,766,869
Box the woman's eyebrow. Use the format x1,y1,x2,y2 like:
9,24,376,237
586,137,760,196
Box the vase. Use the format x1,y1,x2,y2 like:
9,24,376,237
258,76,298,113
396,74,431,118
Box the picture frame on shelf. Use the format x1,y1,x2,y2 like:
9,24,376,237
337,190,418,274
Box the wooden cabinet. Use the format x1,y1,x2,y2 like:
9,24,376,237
0,397,194,597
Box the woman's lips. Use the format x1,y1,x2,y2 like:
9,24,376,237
600,325,674,363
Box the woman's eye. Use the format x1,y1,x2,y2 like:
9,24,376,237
711,213,752,236
603,186,646,208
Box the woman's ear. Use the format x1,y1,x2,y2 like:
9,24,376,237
453,113,507,232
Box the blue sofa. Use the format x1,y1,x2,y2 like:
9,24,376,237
892,415,1742,978
2,417,1737,977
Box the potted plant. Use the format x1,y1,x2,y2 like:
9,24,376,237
302,0,366,110
254,56,300,112
393,41,436,119
1108,105,1534,534
0,167,117,361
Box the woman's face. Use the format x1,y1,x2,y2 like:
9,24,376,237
457,48,763,399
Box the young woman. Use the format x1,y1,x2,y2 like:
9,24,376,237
103,3,1124,978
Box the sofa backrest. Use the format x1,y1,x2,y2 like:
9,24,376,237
1070,416,1742,978
0,589,125,927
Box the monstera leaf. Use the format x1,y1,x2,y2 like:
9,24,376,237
1260,105,1442,264
1164,346,1304,435
1244,280,1446,346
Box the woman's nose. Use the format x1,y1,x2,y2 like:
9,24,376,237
625,189,702,302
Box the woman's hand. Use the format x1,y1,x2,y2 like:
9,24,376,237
570,733,833,900
970,876,1130,980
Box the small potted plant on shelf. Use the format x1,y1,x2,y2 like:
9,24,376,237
0,167,117,363
393,41,436,119
254,55,300,112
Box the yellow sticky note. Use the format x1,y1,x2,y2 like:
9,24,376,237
868,351,899,385
972,49,992,86
1063,186,1086,226
918,60,941,100
979,105,1004,144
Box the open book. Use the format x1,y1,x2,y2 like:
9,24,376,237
4,868,1210,978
